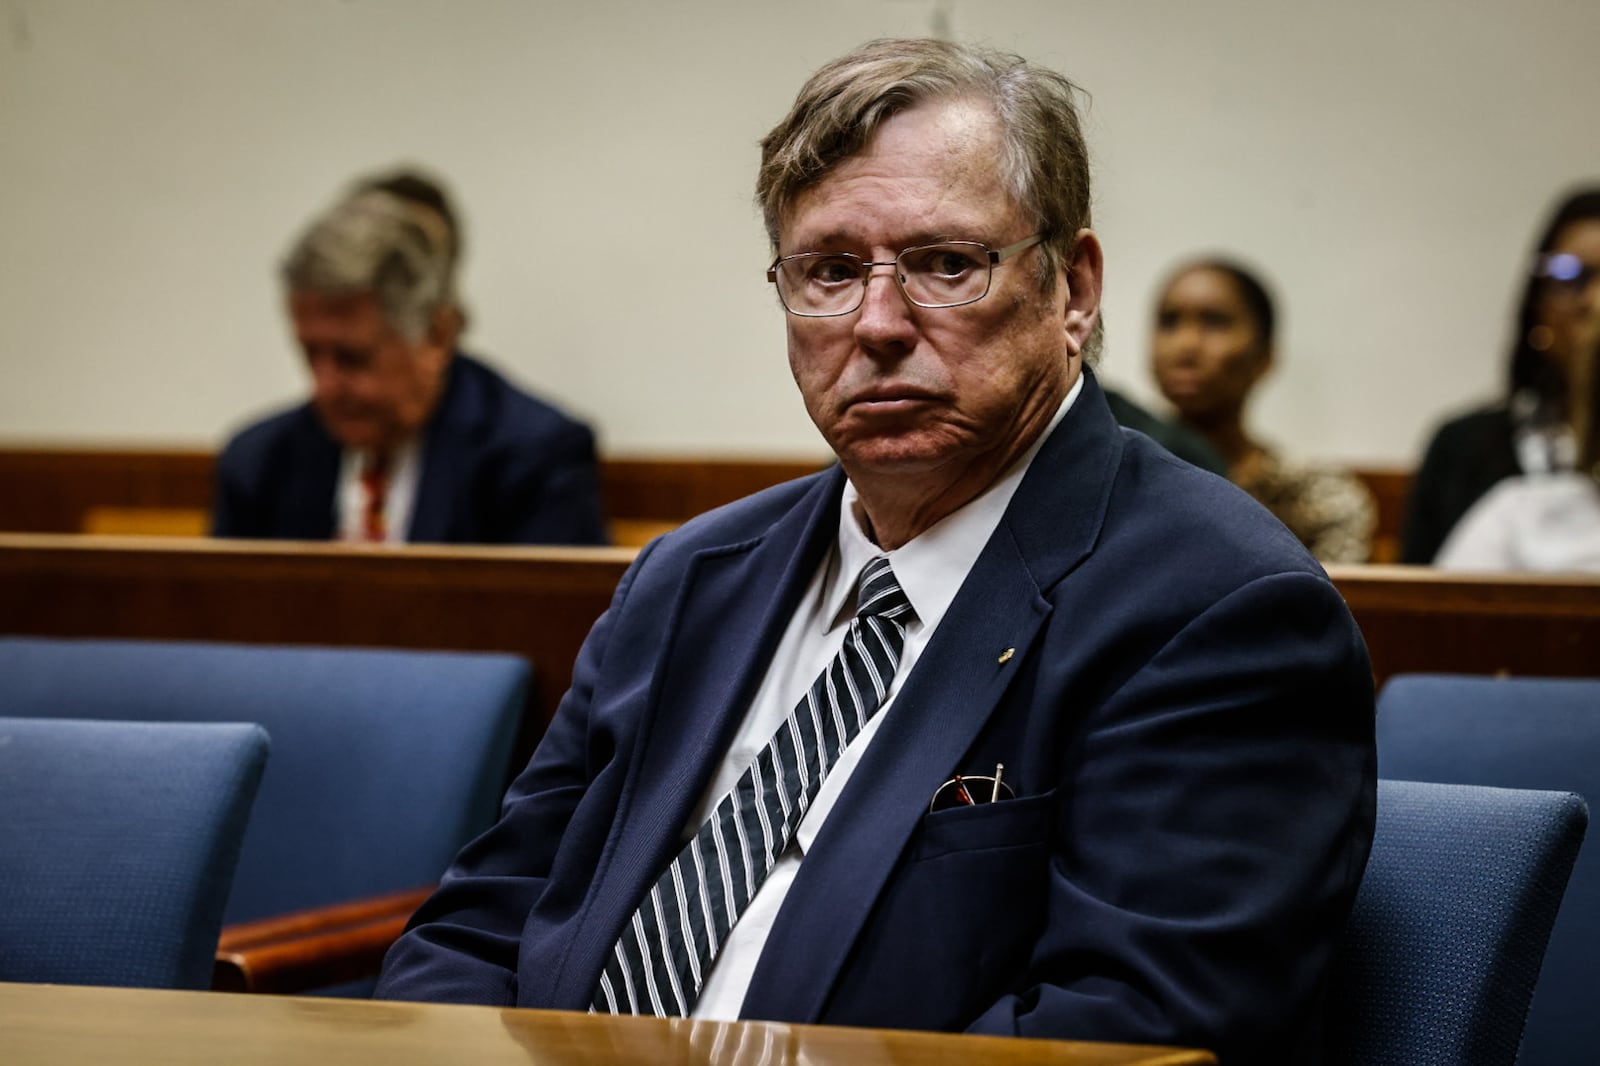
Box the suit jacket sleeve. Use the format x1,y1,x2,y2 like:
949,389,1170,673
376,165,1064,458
373,540,653,1003
965,570,1374,1064
496,418,607,546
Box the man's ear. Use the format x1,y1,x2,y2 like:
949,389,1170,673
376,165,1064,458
427,304,462,353
1062,229,1103,357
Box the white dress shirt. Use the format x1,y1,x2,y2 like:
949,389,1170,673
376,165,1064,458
336,440,421,543
1435,472,1600,573
690,375,1081,1019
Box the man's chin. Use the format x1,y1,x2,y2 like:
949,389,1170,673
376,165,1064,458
832,435,963,477
316,415,383,453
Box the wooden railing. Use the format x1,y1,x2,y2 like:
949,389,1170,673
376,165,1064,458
3,535,1594,707
1326,564,1600,685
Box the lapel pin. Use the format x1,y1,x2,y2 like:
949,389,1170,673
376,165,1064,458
997,648,1015,664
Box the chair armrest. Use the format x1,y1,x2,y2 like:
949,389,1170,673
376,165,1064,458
211,885,433,994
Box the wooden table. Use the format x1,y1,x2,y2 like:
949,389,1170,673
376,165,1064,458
0,982,1214,1065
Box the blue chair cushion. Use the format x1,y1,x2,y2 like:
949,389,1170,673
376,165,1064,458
1377,675,1600,1066
0,638,528,924
0,717,268,989
1325,779,1587,1066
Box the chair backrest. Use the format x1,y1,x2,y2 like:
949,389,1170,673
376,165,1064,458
1376,674,1600,1066
0,716,268,989
1323,779,1587,1066
0,637,528,924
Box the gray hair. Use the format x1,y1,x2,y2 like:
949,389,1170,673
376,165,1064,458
757,38,1094,295
280,190,450,343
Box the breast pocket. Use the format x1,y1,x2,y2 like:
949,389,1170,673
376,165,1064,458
831,788,1060,1032
909,787,1058,863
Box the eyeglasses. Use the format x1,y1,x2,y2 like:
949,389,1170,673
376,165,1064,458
767,234,1045,318
1534,253,1600,297
929,772,1016,812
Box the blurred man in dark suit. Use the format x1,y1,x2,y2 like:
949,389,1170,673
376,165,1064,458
214,172,605,545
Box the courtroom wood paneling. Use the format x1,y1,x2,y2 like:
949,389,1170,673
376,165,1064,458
0,447,831,538
0,447,214,534
0,449,1409,561
1326,564,1600,686
0,535,634,765
598,455,831,522
1350,467,1412,564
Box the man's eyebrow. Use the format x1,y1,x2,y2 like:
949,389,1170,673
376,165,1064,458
785,229,859,252
786,229,971,253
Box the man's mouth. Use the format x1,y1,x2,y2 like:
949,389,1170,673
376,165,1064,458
846,387,940,412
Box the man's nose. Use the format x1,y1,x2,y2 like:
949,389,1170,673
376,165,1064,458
306,353,343,398
852,265,917,352
1164,323,1204,360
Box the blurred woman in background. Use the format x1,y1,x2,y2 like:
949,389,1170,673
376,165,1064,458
1436,280,1600,571
1151,258,1376,564
1402,188,1600,563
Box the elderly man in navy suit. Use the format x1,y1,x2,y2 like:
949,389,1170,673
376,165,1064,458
376,39,1375,1064
213,171,605,545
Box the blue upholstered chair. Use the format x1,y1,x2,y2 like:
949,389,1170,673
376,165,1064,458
0,637,529,991
1323,779,1587,1066
1375,675,1600,1066
0,716,269,989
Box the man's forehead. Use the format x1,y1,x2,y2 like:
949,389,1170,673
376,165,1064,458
777,98,1018,249
288,289,382,320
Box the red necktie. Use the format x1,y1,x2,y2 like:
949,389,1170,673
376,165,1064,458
359,453,390,542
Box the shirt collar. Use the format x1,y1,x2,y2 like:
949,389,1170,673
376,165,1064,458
339,438,420,481
822,373,1083,633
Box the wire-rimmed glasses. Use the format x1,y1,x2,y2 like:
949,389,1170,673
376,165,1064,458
767,233,1044,317
928,772,1016,812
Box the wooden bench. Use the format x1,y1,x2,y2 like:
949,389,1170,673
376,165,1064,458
0,446,833,547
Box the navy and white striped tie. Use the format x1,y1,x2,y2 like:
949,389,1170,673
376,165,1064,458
591,556,914,1017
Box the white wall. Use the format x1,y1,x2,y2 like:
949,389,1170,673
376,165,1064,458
2,0,1597,464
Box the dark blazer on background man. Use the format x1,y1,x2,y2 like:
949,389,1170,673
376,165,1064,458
213,353,606,545
375,372,1376,1064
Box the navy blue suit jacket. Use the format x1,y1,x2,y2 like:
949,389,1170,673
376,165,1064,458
376,372,1376,1064
213,353,606,545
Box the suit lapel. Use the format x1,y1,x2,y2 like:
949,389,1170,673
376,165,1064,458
739,371,1126,1022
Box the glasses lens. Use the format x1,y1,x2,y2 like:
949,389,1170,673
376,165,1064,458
1542,253,1585,283
1537,253,1599,297
898,243,991,308
777,253,865,315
